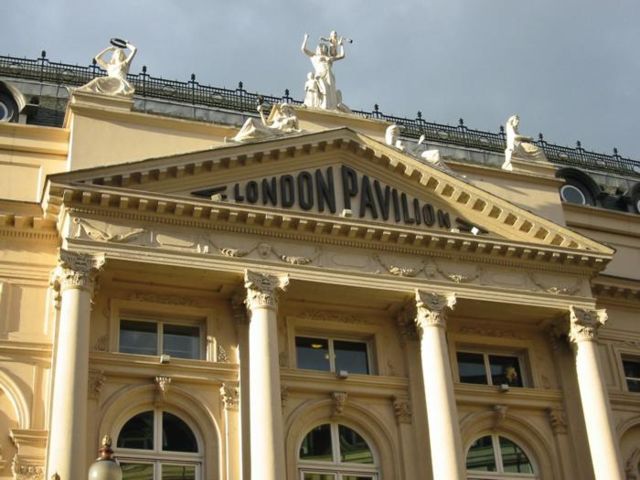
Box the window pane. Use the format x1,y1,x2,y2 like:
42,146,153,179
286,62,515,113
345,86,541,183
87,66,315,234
500,436,534,474
623,360,640,379
334,340,369,375
121,463,153,480
117,411,154,450
302,474,335,480
162,464,196,480
120,320,158,356
299,424,332,461
628,379,640,392
296,337,330,371
466,435,497,471
338,425,374,464
162,412,198,452
342,477,374,480
457,352,487,384
489,355,523,387
163,324,200,360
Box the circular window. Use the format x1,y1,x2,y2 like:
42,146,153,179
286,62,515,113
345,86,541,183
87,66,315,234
0,101,9,122
560,184,587,205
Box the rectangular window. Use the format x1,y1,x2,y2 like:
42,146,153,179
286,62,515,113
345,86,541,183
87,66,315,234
623,358,640,392
456,350,525,387
119,318,201,360
296,336,371,375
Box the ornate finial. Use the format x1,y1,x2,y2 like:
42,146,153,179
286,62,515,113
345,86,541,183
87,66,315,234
238,81,244,90
41,50,47,59
190,73,196,82
576,140,582,148
417,110,422,119
142,65,147,73
374,103,379,112
284,88,290,96
458,118,464,126
538,133,544,141
613,147,619,156
97,434,115,460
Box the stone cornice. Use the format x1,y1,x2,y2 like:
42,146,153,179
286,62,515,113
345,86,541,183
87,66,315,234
0,210,58,241
447,159,564,187
45,128,614,256
592,275,640,305
47,183,610,275
281,369,409,398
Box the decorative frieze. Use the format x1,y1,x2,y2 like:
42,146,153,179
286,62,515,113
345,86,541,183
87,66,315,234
244,270,289,311
220,383,239,411
414,291,456,333
568,306,608,344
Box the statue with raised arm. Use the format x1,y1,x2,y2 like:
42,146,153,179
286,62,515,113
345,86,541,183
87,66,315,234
77,38,137,97
502,114,547,171
301,31,350,112
232,102,301,143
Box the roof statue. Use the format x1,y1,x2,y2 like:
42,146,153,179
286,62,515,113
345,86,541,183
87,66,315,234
385,124,456,175
301,31,351,113
502,114,547,171
77,38,137,97
232,101,301,143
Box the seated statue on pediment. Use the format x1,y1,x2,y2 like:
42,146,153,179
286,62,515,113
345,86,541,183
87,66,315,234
77,39,137,97
232,103,301,143
502,114,547,171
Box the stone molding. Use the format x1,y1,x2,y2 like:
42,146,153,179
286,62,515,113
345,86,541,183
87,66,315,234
244,270,289,311
568,306,608,343
414,290,456,333
391,395,412,424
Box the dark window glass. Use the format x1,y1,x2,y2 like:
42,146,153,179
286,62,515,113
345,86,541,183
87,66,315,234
560,184,587,205
500,436,534,474
302,474,335,480
342,477,374,480
162,464,196,480
299,424,332,461
121,463,154,480
163,324,200,359
296,337,330,371
457,352,487,384
489,355,523,387
118,411,154,450
338,425,374,464
466,435,497,472
162,412,198,453
623,360,640,392
120,320,157,356
334,340,369,374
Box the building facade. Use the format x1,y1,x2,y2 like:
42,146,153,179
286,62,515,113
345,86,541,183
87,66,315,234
0,48,639,480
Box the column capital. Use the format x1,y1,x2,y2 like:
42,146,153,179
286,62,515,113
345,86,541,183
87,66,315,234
244,270,289,311
415,290,456,333
51,250,105,294
568,306,608,343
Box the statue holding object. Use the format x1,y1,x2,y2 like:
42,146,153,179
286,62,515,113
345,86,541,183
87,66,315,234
301,31,350,112
77,38,137,97
502,115,547,171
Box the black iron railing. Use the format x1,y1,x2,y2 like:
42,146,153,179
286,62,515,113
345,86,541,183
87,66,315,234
2,52,639,178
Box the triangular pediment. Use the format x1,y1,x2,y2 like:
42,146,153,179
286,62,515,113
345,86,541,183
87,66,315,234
45,128,613,256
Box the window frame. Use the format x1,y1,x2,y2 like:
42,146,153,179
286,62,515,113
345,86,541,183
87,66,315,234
466,434,537,480
621,356,640,393
295,334,374,375
298,422,379,480
115,408,203,480
455,348,530,388
118,315,205,360
108,298,218,362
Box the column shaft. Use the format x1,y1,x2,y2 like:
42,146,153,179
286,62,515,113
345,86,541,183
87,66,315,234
569,307,624,480
244,270,288,480
415,291,465,480
46,251,103,479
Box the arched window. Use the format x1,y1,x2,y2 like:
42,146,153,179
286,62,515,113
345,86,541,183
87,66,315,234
116,409,202,480
298,423,379,479
466,434,537,479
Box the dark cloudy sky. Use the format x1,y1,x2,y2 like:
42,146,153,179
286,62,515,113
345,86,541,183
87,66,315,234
2,0,639,160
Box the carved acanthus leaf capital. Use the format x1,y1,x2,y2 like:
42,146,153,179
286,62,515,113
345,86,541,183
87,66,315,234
51,250,105,294
220,383,239,411
244,270,289,310
568,306,608,343
415,290,456,333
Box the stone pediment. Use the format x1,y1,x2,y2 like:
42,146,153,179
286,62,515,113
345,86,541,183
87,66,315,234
45,128,613,260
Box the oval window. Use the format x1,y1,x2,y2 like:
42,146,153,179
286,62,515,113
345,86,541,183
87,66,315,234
560,184,587,205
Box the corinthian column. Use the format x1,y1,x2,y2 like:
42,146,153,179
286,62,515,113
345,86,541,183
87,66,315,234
415,290,465,480
244,270,289,480
46,250,105,480
568,306,624,480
